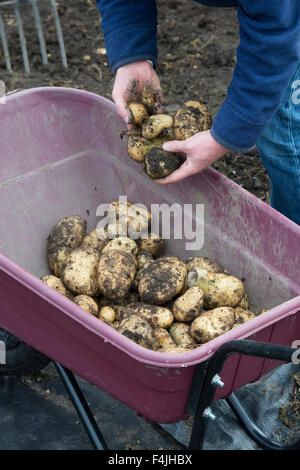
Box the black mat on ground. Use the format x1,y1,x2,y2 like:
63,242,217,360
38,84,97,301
0,363,299,450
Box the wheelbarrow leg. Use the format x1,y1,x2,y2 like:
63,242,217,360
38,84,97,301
53,361,109,450
188,340,300,450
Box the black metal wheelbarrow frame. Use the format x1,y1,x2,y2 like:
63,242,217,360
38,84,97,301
50,340,300,451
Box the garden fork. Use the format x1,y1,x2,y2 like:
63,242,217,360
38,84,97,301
0,0,68,72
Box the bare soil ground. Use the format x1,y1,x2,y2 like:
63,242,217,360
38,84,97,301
0,0,269,202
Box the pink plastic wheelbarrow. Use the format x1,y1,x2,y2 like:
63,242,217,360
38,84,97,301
0,87,299,450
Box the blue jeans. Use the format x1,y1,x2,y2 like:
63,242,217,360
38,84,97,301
257,63,300,225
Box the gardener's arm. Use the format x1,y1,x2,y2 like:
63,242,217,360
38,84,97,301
96,0,161,122
157,0,300,184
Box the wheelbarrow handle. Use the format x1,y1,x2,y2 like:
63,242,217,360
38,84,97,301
188,339,299,450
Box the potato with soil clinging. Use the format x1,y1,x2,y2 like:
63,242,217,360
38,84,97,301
127,203,152,236
144,148,183,180
111,321,120,330
139,256,187,305
236,292,250,310
127,132,154,163
132,252,154,291
118,314,159,351
98,249,137,300
174,101,212,141
172,286,204,323
142,114,174,140
141,87,156,112
106,220,128,239
131,265,149,292
98,294,136,322
233,306,256,327
102,237,138,257
137,233,165,257
41,275,73,299
136,251,153,270
107,201,151,238
169,322,197,349
178,274,188,296
106,200,132,224
47,215,87,277
188,267,244,309
127,132,170,163
154,327,177,351
73,295,99,316
160,345,194,354
61,247,100,296
186,256,228,274
123,302,174,329
99,306,116,323
81,228,109,253
190,307,236,343
128,102,148,125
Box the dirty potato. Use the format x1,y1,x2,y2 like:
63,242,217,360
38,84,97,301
123,302,174,329
47,215,87,277
186,256,228,274
137,233,165,257
236,292,250,310
61,247,100,296
160,345,194,354
233,306,256,327
102,237,138,257
154,327,176,351
106,200,132,225
41,275,73,299
98,249,137,300
106,201,151,238
169,322,197,349
141,87,156,112
172,286,204,323
111,321,120,330
126,203,152,236
127,132,154,163
118,314,159,351
132,252,154,291
136,251,154,270
188,267,244,309
99,305,116,323
128,101,148,125
139,256,187,304
98,292,140,321
173,101,212,140
141,114,173,140
144,147,183,180
73,294,99,316
81,228,109,253
190,307,236,343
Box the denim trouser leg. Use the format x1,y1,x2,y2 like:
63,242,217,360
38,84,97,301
256,64,300,225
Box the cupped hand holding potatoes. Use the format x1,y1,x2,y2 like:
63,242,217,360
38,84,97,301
155,130,229,184
112,61,162,124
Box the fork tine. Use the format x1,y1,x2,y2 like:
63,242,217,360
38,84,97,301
14,1,30,73
0,12,12,72
30,0,48,65
49,0,67,68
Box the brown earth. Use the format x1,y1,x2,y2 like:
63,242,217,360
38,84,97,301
0,0,269,202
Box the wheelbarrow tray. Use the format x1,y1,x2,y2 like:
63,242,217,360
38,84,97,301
0,87,299,424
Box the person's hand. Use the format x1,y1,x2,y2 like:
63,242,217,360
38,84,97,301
112,61,162,124
155,130,229,184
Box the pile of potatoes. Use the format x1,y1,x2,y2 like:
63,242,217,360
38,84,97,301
42,200,263,354
122,88,212,179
